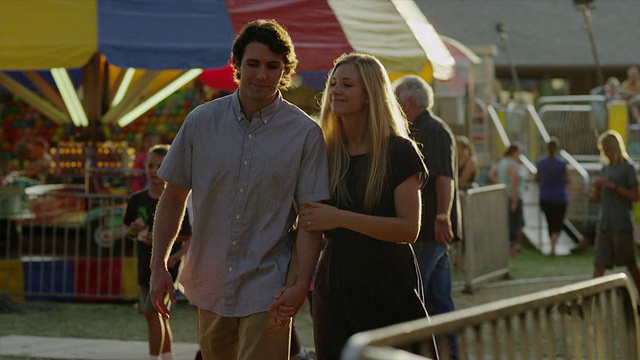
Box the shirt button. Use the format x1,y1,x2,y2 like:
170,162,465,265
228,267,233,272
235,214,241,220
232,241,237,246
239,188,244,193
248,134,253,139
243,160,248,166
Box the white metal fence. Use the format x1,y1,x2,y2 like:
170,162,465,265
458,184,509,293
342,273,640,360
1,184,137,302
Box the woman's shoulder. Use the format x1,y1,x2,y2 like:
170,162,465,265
389,135,416,152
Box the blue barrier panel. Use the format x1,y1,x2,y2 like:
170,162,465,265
22,257,74,301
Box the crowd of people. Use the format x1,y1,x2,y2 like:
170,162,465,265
591,66,640,124
3,17,640,360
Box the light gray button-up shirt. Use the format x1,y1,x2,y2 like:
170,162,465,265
158,91,330,316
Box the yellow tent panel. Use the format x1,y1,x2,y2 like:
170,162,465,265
0,0,97,70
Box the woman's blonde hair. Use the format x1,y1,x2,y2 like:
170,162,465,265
456,135,476,159
319,52,417,213
598,130,632,165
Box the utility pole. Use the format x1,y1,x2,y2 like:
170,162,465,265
496,22,522,102
574,0,604,87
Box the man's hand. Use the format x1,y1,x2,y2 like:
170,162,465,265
434,219,453,247
267,284,308,327
149,267,176,319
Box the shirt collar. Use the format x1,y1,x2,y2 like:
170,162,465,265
231,90,283,125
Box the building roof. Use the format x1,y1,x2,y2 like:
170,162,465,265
418,0,639,68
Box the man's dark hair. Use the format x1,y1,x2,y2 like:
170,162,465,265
231,19,298,89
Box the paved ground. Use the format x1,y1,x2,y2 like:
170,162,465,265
0,299,315,360
0,335,200,360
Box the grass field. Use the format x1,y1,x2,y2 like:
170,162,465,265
0,247,604,360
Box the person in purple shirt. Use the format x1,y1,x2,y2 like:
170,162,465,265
535,137,570,256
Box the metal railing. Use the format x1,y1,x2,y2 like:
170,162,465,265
2,182,507,302
342,273,640,360
1,184,137,302
525,103,592,225
459,184,509,293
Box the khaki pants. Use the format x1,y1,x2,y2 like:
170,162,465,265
197,309,291,360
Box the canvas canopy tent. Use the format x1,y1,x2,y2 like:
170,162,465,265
0,0,454,130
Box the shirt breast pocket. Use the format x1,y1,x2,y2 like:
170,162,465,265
261,158,298,211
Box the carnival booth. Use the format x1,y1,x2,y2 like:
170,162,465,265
0,0,455,302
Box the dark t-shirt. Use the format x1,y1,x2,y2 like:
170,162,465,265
315,136,428,351
410,110,462,242
536,155,568,203
599,162,638,231
123,190,192,287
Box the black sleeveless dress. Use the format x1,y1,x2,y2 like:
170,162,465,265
312,137,428,360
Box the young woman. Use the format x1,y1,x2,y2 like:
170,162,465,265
590,130,640,295
489,143,525,257
535,137,570,257
456,135,478,191
298,53,431,359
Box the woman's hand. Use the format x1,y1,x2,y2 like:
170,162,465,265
167,252,181,268
593,176,615,189
299,202,341,232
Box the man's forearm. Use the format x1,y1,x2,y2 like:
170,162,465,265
435,176,454,215
285,232,300,287
151,185,189,270
294,229,321,292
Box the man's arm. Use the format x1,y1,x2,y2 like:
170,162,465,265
268,225,321,323
292,227,321,301
149,183,190,319
434,175,454,246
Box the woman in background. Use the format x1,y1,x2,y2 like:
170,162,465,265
489,143,525,257
535,137,570,257
456,135,478,191
590,130,640,297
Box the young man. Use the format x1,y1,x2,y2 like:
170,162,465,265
124,144,192,360
149,19,329,359
394,75,462,358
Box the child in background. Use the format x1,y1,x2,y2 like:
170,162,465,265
130,133,162,192
124,144,192,360
21,137,52,183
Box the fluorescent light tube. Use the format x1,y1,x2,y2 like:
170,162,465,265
111,68,135,107
118,69,203,127
51,68,89,127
